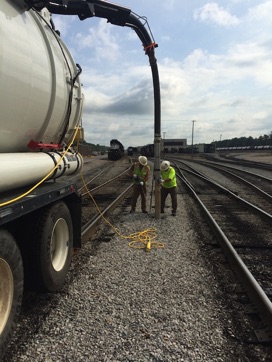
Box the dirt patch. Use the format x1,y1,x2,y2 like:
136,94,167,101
230,151,272,164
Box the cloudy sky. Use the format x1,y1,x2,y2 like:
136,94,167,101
53,0,272,149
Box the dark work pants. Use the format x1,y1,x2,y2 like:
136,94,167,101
131,184,147,211
161,186,177,212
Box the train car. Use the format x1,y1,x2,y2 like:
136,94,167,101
77,143,92,156
140,143,154,157
216,145,272,152
204,143,215,153
108,139,125,160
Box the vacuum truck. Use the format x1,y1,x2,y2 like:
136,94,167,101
0,1,84,357
0,0,160,357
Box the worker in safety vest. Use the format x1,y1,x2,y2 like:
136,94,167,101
160,160,177,216
128,155,150,213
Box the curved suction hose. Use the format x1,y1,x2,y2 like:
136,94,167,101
26,0,160,132
27,0,162,217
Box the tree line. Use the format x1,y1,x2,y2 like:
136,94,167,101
213,132,272,148
80,140,108,152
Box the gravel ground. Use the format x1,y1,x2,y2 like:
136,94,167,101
4,187,272,361
4,155,272,361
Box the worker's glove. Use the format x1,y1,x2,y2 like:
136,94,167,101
133,174,138,179
139,181,144,186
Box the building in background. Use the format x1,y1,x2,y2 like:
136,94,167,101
163,139,187,153
194,143,215,153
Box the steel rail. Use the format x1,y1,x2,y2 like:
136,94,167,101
197,162,272,202
83,168,131,196
198,160,272,183
77,163,113,193
176,169,272,341
176,163,272,221
175,158,272,202
81,184,133,239
212,154,272,170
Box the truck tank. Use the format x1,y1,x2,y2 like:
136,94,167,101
0,2,83,153
0,1,84,191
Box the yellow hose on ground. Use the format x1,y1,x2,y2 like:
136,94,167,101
80,173,164,251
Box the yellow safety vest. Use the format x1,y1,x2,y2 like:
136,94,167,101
161,166,176,188
132,162,150,184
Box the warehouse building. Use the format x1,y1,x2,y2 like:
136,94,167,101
163,138,187,153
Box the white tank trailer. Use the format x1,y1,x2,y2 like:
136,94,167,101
0,1,84,357
0,1,84,192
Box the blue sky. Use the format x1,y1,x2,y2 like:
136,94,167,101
53,0,272,149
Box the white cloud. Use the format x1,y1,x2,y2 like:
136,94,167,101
194,3,240,26
247,1,272,21
52,15,77,37
79,31,272,145
74,20,121,62
50,1,272,147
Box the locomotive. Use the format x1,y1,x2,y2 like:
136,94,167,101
127,146,134,156
108,139,125,160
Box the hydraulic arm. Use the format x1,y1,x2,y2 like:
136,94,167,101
24,0,157,52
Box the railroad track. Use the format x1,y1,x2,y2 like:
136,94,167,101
176,159,272,213
204,153,272,171
78,160,132,229
173,158,272,341
60,156,134,235
6,154,272,358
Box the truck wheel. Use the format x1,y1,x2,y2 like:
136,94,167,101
0,230,24,358
33,202,73,292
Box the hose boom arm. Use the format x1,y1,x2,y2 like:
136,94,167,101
26,0,155,49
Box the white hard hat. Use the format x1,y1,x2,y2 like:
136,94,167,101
138,156,147,166
160,160,170,171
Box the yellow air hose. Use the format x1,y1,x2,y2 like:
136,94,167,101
80,174,164,252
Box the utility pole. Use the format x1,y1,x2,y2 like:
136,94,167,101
163,132,166,156
191,120,196,157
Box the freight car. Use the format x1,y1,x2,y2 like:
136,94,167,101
77,143,92,156
108,139,125,160
140,143,154,157
217,145,272,152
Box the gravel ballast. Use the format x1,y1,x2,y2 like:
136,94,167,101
4,185,272,361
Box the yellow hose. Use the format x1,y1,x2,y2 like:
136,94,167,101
80,173,164,251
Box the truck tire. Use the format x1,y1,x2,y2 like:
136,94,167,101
0,229,24,359
33,201,73,292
